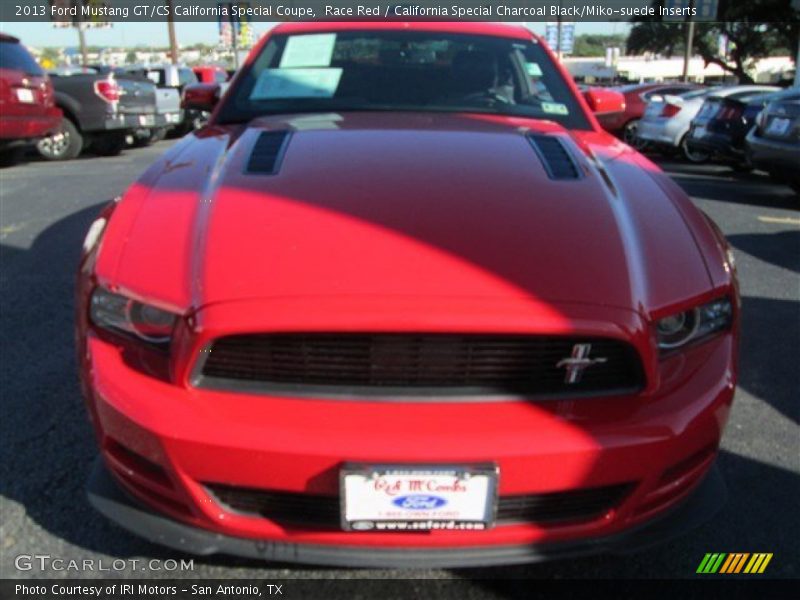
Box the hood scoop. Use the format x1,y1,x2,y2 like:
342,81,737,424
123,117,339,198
527,134,581,180
246,131,291,175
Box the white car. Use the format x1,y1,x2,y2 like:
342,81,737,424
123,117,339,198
637,85,779,162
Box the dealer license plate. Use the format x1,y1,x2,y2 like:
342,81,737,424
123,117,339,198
16,88,34,103
765,117,791,137
138,114,155,126
341,465,497,531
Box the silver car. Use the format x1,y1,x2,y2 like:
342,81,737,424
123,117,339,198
637,85,779,163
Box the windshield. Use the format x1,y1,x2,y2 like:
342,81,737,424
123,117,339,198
217,31,591,129
0,40,44,76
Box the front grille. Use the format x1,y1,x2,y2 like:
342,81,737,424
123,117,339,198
205,483,633,528
195,333,644,398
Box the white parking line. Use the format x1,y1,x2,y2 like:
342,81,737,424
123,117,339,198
757,216,800,226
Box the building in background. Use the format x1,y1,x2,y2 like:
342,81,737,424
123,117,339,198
565,55,794,85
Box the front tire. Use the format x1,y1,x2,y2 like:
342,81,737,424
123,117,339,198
36,118,82,161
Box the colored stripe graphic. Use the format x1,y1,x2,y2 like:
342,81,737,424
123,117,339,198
697,553,727,573
744,554,760,573
696,553,713,573
733,553,749,573
759,554,773,573
721,553,740,573
710,553,726,573
719,554,736,573
698,553,773,574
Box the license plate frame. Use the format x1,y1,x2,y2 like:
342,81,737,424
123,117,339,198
340,464,498,532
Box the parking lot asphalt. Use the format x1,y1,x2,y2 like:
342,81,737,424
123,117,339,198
1,142,798,584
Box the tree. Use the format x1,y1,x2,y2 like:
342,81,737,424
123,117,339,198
572,34,627,57
125,50,138,64
39,47,61,69
627,0,800,83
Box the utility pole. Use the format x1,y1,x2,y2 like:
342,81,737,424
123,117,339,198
166,0,178,65
682,0,696,82
795,35,799,88
556,1,562,61
793,0,800,87
232,19,239,70
77,22,88,69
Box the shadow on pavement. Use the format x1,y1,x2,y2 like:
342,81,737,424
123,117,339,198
666,171,799,211
727,231,800,275
735,295,800,427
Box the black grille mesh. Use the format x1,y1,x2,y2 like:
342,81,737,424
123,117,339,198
205,482,633,528
197,333,643,398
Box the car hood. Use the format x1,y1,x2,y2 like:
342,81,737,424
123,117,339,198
98,112,713,317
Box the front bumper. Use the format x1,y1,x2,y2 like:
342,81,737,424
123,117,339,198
0,107,62,142
88,456,726,567
155,111,183,128
100,112,159,132
80,321,736,564
636,119,680,146
686,128,742,160
746,131,800,173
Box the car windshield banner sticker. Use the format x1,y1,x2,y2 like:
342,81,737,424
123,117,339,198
250,68,343,100
279,33,336,68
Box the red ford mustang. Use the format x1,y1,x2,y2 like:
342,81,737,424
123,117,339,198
77,22,739,567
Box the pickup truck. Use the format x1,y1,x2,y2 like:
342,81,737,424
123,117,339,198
112,67,182,146
136,85,182,145
37,69,157,160
134,64,202,137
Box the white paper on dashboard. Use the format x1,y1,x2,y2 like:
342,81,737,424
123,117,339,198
279,33,337,68
250,68,343,100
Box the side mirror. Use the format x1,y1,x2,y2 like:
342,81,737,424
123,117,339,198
182,83,220,112
583,88,626,116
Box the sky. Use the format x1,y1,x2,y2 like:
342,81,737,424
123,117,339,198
0,21,630,48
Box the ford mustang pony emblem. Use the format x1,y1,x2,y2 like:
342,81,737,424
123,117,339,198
556,344,608,384
392,495,448,510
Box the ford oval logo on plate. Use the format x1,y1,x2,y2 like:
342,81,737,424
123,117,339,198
392,494,448,510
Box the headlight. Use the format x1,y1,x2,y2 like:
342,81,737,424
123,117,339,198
656,297,732,351
90,287,177,346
